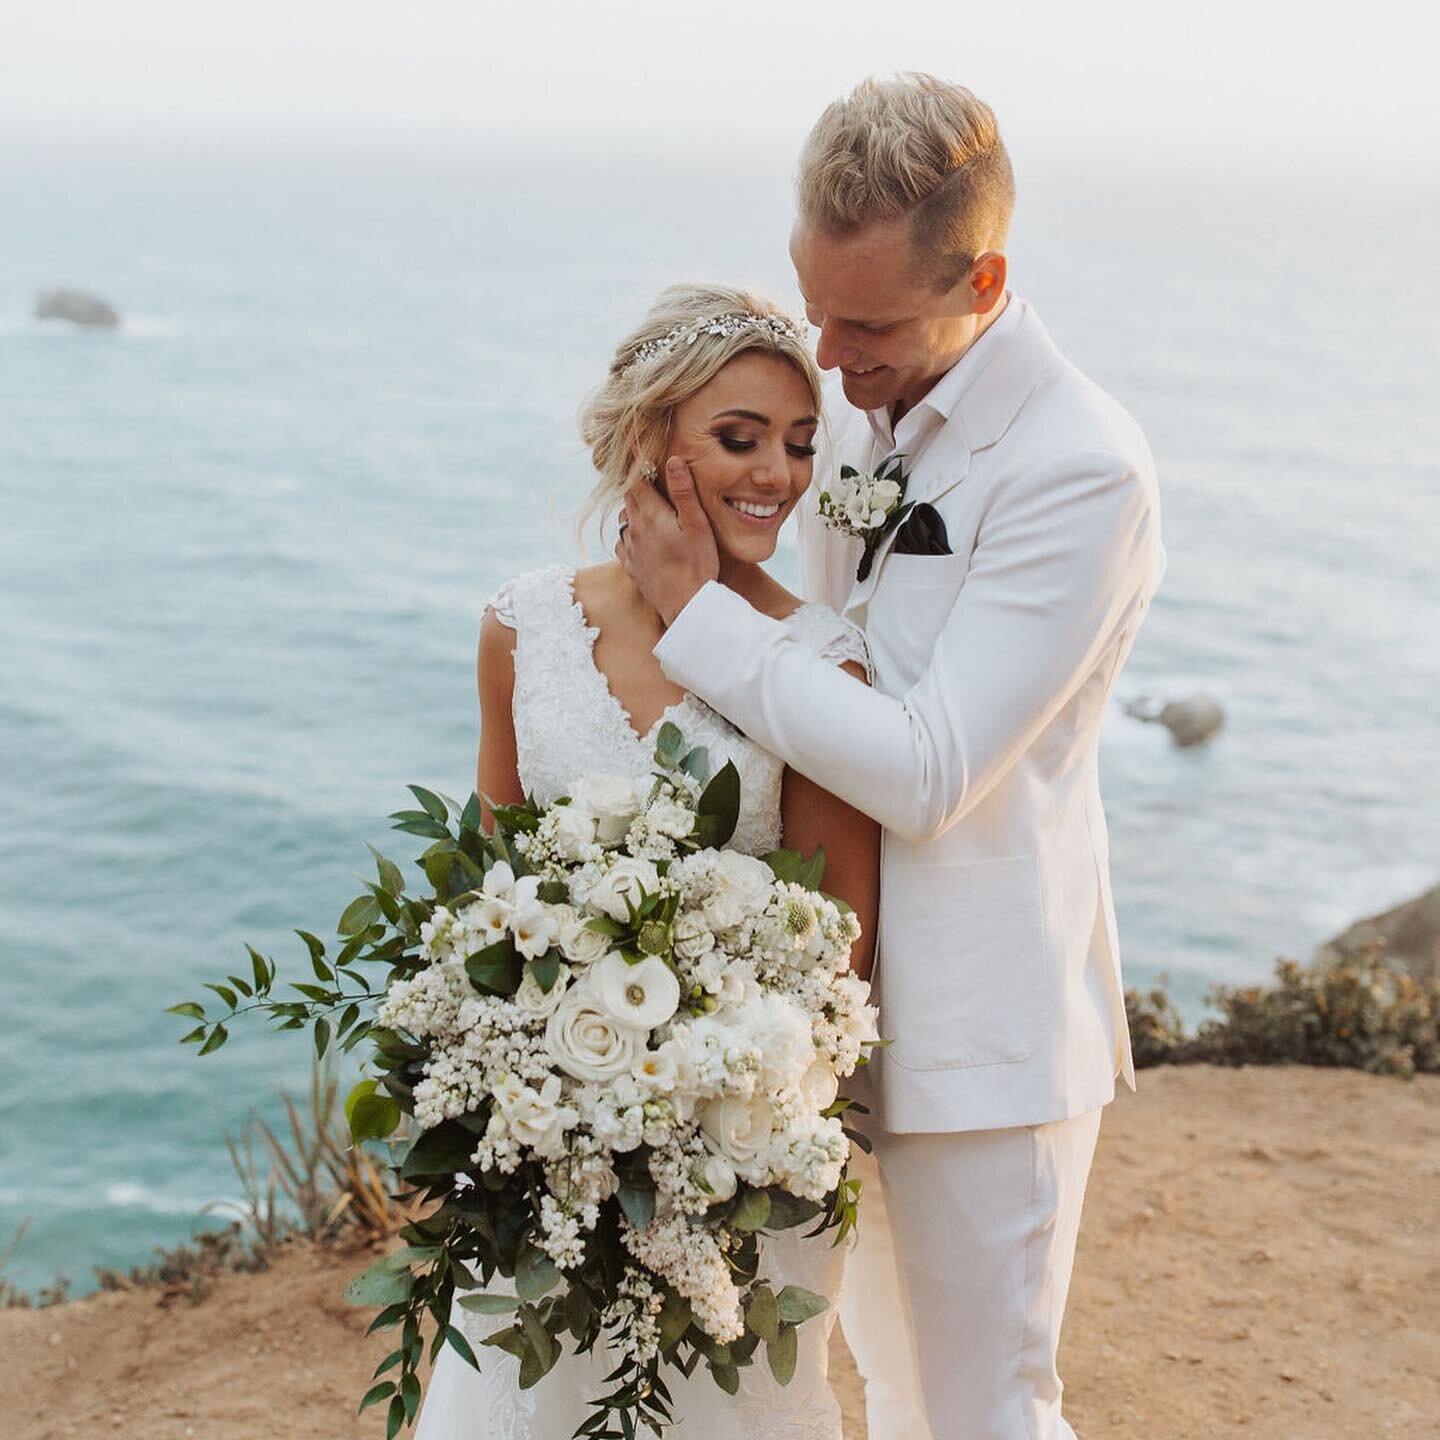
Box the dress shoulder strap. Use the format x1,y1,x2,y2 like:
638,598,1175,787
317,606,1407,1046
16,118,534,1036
485,564,577,633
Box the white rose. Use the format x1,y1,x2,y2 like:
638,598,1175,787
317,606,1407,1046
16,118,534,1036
697,1150,737,1205
570,774,643,844
592,951,680,1031
713,851,776,918
514,963,571,1018
557,914,610,966
869,478,902,510
586,856,660,923
672,910,715,963
552,803,599,860
545,987,645,1082
800,1059,840,1114
699,1093,776,1174
701,892,745,933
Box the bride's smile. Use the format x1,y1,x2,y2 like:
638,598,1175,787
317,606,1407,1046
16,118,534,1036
664,350,819,566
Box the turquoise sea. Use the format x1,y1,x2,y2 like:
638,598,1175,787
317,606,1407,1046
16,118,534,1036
2,148,1437,1295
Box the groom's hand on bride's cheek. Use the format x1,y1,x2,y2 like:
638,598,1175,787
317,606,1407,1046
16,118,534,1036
617,457,719,624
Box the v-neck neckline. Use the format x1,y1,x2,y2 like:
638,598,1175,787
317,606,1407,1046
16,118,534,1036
562,567,702,749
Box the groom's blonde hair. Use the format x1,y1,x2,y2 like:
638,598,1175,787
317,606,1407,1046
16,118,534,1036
577,283,819,541
797,73,1014,291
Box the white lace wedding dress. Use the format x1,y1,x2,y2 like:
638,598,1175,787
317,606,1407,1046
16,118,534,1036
414,563,871,1440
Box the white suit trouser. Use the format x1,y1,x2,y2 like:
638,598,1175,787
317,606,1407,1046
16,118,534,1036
839,1109,1103,1440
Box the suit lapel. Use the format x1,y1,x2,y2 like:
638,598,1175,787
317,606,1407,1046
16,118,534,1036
837,301,1062,614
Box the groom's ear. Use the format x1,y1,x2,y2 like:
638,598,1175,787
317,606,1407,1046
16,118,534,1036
965,251,1008,314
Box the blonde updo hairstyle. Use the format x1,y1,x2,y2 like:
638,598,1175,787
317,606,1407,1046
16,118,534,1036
578,283,820,541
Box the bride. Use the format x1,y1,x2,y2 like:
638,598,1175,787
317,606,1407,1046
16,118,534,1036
414,282,879,1439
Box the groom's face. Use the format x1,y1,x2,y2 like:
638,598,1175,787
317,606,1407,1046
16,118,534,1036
790,216,1000,415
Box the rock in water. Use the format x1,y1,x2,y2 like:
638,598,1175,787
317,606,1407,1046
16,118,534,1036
1124,693,1225,748
35,288,121,328
1317,884,1440,981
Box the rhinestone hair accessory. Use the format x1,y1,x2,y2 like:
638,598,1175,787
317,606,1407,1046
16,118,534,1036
622,312,807,376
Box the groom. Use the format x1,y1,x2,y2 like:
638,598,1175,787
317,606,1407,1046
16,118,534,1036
619,74,1164,1439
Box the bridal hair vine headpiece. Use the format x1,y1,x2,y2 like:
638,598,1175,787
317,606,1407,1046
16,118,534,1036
622,312,807,376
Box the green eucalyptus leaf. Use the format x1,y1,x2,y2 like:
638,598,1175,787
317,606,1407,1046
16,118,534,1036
711,1361,740,1395
775,1285,829,1325
617,1183,655,1229
762,1190,824,1231
203,982,237,1009
386,1392,405,1440
679,745,712,783
728,1187,771,1232
515,1243,561,1301
459,1293,521,1315
313,1017,331,1059
657,1291,691,1352
167,1002,205,1021
746,1284,779,1343
654,721,685,768
344,1259,414,1307
766,1322,798,1385
459,793,483,833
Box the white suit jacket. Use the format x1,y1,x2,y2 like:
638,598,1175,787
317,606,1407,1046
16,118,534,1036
655,297,1165,1133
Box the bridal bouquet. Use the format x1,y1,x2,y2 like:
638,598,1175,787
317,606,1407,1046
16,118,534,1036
174,724,877,1438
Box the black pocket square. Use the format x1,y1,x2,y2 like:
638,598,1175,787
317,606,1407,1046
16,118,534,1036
890,502,952,556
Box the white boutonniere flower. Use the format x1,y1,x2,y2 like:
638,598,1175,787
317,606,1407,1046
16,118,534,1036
817,454,914,580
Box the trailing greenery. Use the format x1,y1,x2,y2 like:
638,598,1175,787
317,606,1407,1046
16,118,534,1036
1127,950,1440,1079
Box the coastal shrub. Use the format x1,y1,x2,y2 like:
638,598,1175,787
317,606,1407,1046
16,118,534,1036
1127,951,1440,1078
1124,986,1189,1068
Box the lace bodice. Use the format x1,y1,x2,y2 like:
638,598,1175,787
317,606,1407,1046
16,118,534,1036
488,565,870,857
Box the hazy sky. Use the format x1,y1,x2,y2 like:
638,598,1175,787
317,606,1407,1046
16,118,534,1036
5,0,1437,167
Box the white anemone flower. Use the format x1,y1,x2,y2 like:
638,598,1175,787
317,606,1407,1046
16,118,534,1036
592,952,681,1032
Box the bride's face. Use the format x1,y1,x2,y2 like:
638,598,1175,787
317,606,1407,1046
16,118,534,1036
666,351,819,565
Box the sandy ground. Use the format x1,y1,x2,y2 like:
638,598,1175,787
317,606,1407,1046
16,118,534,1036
2,1066,1437,1439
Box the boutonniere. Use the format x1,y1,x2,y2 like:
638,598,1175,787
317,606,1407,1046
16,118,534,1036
817,454,914,581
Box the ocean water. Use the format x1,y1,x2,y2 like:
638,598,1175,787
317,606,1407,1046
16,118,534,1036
1,149,1437,1296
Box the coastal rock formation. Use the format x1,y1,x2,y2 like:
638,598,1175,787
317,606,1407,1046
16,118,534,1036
34,288,121,328
1317,882,1440,981
1124,692,1225,748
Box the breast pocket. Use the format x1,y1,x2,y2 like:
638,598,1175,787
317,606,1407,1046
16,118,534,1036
879,854,1046,1070
868,552,969,686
